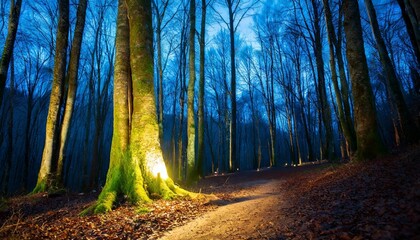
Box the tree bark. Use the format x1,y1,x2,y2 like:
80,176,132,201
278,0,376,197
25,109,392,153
187,0,197,182
322,0,357,154
86,0,190,214
57,0,88,184
197,0,207,180
364,0,419,144
342,0,386,160
397,0,420,66
311,0,334,161
227,0,237,172
0,0,22,107
34,0,69,193
1,55,14,195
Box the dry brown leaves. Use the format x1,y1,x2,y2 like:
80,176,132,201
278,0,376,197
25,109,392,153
277,147,420,239
0,192,215,239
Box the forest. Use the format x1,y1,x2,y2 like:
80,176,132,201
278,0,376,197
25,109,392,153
0,0,419,238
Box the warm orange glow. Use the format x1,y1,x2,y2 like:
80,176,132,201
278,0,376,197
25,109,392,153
146,151,169,180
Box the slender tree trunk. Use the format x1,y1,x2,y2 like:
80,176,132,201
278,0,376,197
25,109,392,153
197,0,207,181
404,0,420,61
364,0,419,144
23,91,33,190
178,23,187,180
397,0,420,66
292,101,302,165
311,0,334,161
170,71,179,178
186,0,197,182
342,0,386,160
1,55,14,195
322,0,357,154
34,0,69,192
0,0,22,106
156,22,164,141
57,0,88,183
227,0,237,172
336,3,356,151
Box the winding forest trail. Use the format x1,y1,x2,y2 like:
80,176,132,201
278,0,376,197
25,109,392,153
161,166,315,240
161,148,420,239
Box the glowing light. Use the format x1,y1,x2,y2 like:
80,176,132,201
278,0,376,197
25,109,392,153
146,151,169,180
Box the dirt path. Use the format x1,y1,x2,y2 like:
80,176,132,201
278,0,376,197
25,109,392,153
161,180,285,239
160,166,314,240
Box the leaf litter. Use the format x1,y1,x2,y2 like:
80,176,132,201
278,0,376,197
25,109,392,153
1,146,419,239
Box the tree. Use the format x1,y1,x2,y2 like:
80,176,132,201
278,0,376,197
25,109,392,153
186,0,197,182
57,0,88,185
214,0,260,171
364,0,419,145
396,0,420,66
309,0,333,160
197,0,210,184
85,0,190,214
0,0,22,106
342,0,385,160
322,0,357,154
153,0,178,141
33,0,70,192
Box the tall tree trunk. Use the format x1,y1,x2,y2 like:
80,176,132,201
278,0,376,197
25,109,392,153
197,0,207,181
86,0,190,215
57,0,88,183
156,21,164,141
1,55,14,195
322,0,357,154
404,0,420,61
177,19,187,180
0,0,22,106
186,0,197,182
397,0,420,66
364,0,419,144
23,89,33,190
336,3,356,151
311,0,334,161
34,0,69,193
342,0,386,160
227,0,237,172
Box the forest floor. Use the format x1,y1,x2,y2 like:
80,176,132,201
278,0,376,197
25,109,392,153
0,146,419,239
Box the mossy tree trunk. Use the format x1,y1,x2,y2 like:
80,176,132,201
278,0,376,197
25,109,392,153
364,0,419,145
33,0,69,193
342,0,386,161
0,0,22,107
88,0,190,214
187,0,197,183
